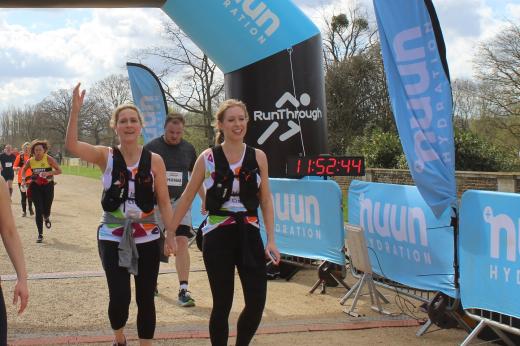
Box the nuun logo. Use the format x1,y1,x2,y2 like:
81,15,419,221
359,194,428,246
140,96,162,140
393,23,452,173
223,0,280,45
272,192,321,239
254,92,322,145
483,207,518,262
272,192,320,225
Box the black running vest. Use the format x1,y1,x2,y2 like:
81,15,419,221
205,145,260,214
101,147,155,213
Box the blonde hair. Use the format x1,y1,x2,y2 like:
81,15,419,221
110,104,143,129
22,142,30,149
30,139,49,155
214,99,249,145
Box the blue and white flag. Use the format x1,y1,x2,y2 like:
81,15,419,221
126,63,168,144
373,0,456,218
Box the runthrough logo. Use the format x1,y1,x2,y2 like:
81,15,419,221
254,91,322,145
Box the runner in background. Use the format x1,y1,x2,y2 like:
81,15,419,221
0,145,17,197
21,140,62,243
144,112,198,307
14,142,34,217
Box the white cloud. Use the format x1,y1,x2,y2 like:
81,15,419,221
0,8,168,111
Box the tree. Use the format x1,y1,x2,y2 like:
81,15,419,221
134,22,224,146
87,74,132,145
474,23,520,136
452,78,481,129
322,5,376,68
326,43,394,155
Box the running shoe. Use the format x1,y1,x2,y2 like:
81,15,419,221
36,235,43,243
29,209,34,216
44,218,51,229
178,289,195,307
21,212,26,217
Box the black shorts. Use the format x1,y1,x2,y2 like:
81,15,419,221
1,170,14,181
176,224,194,238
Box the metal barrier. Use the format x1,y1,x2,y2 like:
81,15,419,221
461,309,520,346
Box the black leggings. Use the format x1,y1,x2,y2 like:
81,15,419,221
98,239,160,340
29,182,54,235
0,285,6,346
18,183,33,214
202,223,267,346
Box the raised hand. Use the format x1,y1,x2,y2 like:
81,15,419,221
71,82,86,114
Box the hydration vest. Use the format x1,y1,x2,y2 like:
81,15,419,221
205,145,260,214
101,147,155,213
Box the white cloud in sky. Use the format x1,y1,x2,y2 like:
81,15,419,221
0,8,168,110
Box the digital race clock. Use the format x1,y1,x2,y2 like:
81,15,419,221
286,156,365,177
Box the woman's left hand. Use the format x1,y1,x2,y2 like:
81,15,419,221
13,278,29,314
265,241,281,265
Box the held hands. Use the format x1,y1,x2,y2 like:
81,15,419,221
164,233,177,257
265,241,281,265
13,278,29,314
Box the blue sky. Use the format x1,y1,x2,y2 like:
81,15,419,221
0,0,518,111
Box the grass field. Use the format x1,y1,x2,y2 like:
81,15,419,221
61,165,101,179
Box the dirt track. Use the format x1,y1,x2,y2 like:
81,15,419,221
0,174,467,345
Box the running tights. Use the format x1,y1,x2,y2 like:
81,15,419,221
18,183,33,214
30,183,54,235
98,239,160,340
202,223,267,346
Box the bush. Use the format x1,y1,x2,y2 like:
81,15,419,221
347,128,518,171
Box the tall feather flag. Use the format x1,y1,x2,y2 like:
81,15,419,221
373,0,456,218
126,62,168,144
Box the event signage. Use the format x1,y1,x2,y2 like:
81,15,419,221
259,178,345,265
373,0,456,217
161,0,319,74
160,0,327,177
286,156,365,177
459,190,520,318
126,63,168,144
348,180,455,297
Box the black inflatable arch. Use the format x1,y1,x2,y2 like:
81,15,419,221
1,0,328,177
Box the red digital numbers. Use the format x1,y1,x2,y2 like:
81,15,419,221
287,156,364,176
325,158,336,175
352,159,362,174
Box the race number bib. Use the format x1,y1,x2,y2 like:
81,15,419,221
166,171,183,187
5,162,12,168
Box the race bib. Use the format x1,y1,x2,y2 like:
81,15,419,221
5,162,12,168
166,171,183,187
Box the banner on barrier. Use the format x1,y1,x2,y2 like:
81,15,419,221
260,178,345,266
348,180,455,297
373,0,456,217
460,190,520,318
126,62,168,144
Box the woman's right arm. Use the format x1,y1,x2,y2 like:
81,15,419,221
65,83,107,168
0,177,28,314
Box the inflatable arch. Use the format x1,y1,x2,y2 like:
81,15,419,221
3,0,328,177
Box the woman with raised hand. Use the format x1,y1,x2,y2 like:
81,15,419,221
165,99,280,346
65,83,176,346
0,176,29,345
21,140,62,243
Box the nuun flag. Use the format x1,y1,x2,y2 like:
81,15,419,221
373,0,456,217
126,63,168,144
